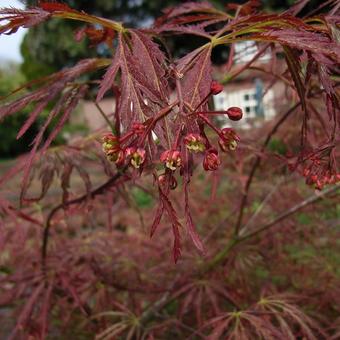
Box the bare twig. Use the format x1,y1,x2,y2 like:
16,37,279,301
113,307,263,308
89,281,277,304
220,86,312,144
139,275,182,325
239,175,291,236
234,102,300,236
204,183,339,273
203,207,238,244
222,44,271,84
89,92,116,132
238,183,340,243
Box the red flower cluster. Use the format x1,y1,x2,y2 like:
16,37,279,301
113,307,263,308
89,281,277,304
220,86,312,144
160,150,182,170
101,122,148,169
184,133,206,152
302,157,340,190
125,147,146,169
102,133,124,165
218,128,240,152
102,82,243,175
203,149,221,171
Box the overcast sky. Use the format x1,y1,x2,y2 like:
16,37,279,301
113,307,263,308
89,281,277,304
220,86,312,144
0,0,27,62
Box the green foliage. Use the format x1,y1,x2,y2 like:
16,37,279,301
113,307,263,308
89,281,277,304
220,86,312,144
21,0,181,81
268,138,288,155
255,266,269,279
0,110,37,158
0,63,88,158
320,202,340,220
131,187,153,208
0,63,25,94
286,243,317,264
296,212,312,225
0,64,39,158
251,200,261,213
21,19,95,81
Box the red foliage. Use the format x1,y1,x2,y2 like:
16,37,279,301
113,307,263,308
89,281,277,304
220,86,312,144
0,0,339,338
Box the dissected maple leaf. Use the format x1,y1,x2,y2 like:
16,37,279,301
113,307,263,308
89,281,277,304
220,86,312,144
0,59,104,203
0,7,51,35
98,31,169,133
180,45,212,110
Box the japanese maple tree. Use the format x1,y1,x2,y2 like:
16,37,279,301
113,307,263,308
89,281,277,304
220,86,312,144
0,1,339,339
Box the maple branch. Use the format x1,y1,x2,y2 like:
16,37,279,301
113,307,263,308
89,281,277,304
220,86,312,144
221,44,271,83
139,263,242,327
234,102,300,236
239,183,339,242
203,207,239,244
52,10,124,32
238,175,289,236
41,166,128,273
198,113,222,135
89,92,115,132
117,185,146,231
247,65,293,87
204,183,340,273
139,275,182,325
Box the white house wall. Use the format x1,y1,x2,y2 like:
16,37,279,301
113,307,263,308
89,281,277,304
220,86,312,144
213,87,276,128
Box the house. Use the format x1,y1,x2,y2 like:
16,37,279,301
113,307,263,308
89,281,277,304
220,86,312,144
213,41,286,129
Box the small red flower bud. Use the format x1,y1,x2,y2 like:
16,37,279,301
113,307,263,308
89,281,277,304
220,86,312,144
184,133,205,153
226,107,243,121
102,133,119,152
115,150,125,166
158,174,166,185
315,180,323,190
107,148,125,165
310,174,318,183
218,128,240,152
303,168,310,177
210,80,224,95
323,175,330,185
132,122,146,134
102,132,124,164
158,173,177,190
102,132,118,143
125,147,146,168
125,147,135,157
203,149,221,171
160,150,182,171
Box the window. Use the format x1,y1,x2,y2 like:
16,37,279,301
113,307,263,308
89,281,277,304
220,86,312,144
234,41,271,64
245,106,251,114
244,94,250,101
